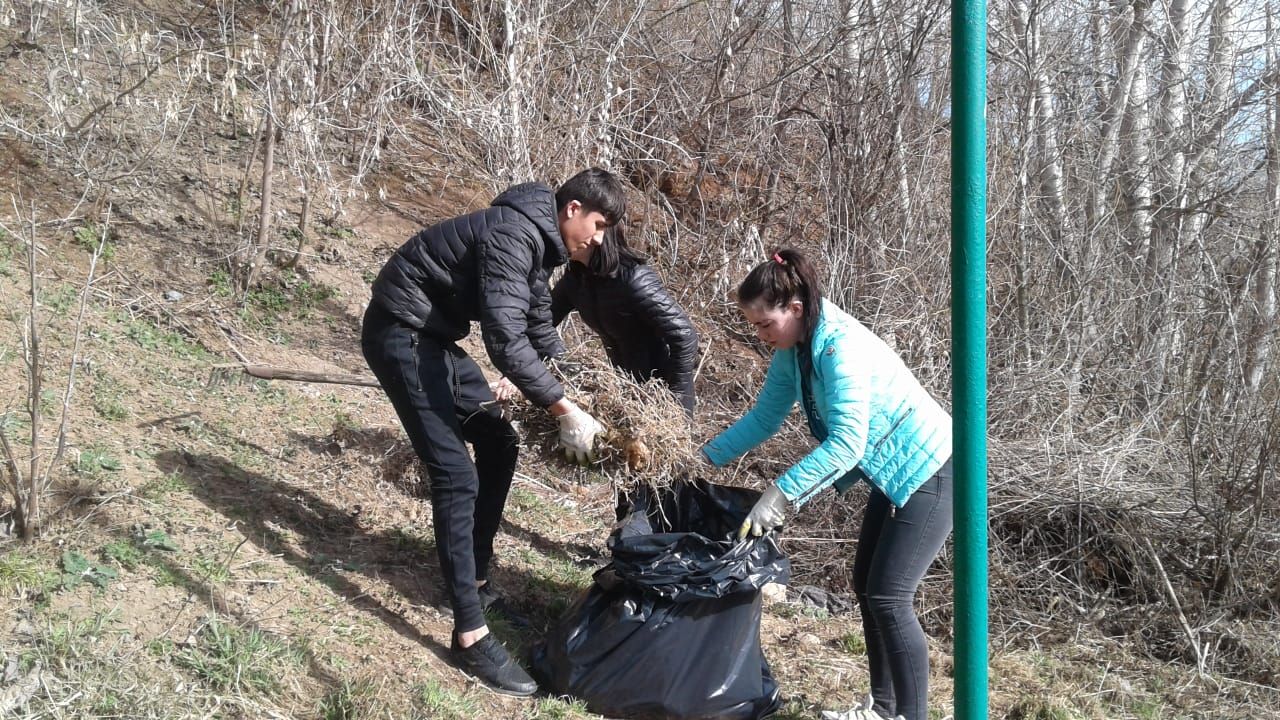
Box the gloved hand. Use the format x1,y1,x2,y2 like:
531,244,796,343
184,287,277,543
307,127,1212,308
489,376,518,402
557,407,604,466
738,485,789,539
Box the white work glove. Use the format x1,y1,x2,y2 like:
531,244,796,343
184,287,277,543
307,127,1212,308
489,376,519,403
738,485,789,539
557,407,604,466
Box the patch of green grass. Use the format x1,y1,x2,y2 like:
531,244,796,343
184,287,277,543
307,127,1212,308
248,284,290,313
137,528,180,552
192,552,231,584
294,278,336,315
769,599,829,621
414,679,478,720
390,526,436,556
317,678,382,720
525,551,594,594
72,222,115,261
508,487,564,527
44,282,78,314
1007,698,1085,720
175,618,303,694
148,561,185,587
767,699,813,720
258,379,290,401
330,621,375,647
245,273,337,321
39,609,120,661
836,630,866,656
543,593,575,621
0,551,54,594
208,268,233,297
124,318,211,360
525,696,592,719
76,446,123,478
93,529,181,582
0,227,14,277
138,472,190,499
60,550,119,590
320,224,355,241
0,411,27,438
146,637,175,657
174,415,213,441
91,691,125,714
100,539,144,570
1131,698,1163,720
92,377,130,420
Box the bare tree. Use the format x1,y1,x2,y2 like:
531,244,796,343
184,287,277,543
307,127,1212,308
0,203,105,539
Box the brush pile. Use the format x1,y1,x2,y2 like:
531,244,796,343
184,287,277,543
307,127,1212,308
508,354,700,488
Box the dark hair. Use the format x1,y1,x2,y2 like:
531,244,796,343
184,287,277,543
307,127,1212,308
582,223,645,277
737,247,824,342
555,167,626,225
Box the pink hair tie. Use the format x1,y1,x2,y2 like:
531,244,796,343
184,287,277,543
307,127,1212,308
772,253,785,265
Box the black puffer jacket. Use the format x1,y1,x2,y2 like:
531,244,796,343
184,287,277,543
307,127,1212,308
370,183,567,407
551,260,699,414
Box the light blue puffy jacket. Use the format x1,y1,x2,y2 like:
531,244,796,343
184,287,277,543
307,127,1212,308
702,300,951,509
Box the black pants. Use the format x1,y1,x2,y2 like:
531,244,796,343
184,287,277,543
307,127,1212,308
851,460,953,720
361,301,518,634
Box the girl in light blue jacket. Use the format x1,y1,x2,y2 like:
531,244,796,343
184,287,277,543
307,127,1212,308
701,248,953,720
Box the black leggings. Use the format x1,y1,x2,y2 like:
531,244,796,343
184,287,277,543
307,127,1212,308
851,460,953,720
361,302,518,634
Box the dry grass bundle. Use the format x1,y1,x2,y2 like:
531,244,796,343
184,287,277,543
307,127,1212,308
508,354,699,488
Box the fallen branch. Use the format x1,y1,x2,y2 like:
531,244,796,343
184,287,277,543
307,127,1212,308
237,364,380,388
1144,537,1208,675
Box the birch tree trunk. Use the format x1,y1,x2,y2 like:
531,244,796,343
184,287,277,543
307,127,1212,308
1086,0,1151,234
1156,0,1239,395
501,0,533,182
1145,0,1191,315
1120,55,1153,257
1243,3,1280,393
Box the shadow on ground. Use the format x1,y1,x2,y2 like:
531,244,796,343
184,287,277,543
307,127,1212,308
153,449,594,666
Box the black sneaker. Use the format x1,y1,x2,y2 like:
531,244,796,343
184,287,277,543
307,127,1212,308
478,584,531,628
451,632,537,696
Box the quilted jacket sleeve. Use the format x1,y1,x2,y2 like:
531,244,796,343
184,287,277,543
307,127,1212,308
476,224,564,408
526,274,565,360
773,335,871,507
629,265,699,414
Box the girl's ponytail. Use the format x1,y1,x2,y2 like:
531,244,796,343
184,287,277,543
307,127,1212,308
737,247,823,341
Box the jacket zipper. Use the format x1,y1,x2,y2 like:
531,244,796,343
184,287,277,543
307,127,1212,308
872,408,914,513
409,334,423,392
792,407,916,509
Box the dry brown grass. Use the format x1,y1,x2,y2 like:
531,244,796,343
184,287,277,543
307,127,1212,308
508,353,701,489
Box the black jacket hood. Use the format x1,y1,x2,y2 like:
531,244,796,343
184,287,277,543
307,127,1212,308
492,183,568,267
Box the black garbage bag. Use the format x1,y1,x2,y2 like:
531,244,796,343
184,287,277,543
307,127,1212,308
532,479,790,720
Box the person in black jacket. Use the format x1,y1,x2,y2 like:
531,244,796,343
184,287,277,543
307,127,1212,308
548,224,699,414
360,168,625,696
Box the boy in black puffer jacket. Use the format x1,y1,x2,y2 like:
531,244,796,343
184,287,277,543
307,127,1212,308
549,224,699,415
361,168,625,695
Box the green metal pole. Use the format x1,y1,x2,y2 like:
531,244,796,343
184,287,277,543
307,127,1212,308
951,0,988,718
